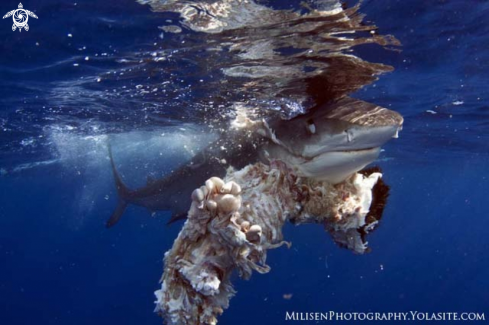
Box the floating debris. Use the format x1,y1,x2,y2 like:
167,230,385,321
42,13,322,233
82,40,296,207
283,294,293,300
158,25,183,34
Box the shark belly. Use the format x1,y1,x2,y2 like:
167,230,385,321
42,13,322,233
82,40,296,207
263,144,381,184
295,147,381,183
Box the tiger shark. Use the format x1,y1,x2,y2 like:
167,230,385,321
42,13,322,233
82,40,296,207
106,97,403,227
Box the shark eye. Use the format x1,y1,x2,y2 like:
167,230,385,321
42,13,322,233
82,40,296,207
306,119,316,135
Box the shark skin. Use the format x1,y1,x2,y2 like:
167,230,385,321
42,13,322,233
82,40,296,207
106,97,403,227
106,129,263,227
261,97,403,183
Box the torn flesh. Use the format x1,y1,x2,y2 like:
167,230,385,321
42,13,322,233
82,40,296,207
154,161,383,325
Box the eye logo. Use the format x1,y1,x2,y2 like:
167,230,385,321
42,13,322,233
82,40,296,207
3,3,38,32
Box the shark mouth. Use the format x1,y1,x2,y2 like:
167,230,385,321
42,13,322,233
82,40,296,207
263,144,382,183
259,97,404,183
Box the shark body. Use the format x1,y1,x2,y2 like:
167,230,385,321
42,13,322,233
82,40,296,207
107,97,403,227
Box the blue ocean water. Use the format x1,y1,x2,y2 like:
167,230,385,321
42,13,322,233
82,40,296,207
1,0,488,324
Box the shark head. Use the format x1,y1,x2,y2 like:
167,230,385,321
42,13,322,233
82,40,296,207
260,97,403,183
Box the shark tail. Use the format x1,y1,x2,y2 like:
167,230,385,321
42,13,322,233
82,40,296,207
107,143,131,228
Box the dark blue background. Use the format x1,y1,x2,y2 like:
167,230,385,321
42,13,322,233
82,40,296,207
1,0,488,324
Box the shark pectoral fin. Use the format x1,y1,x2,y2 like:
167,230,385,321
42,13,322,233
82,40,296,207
166,212,187,225
106,199,128,228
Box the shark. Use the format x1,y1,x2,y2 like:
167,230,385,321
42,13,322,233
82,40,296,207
106,97,403,227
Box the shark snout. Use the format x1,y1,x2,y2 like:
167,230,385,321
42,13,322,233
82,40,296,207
261,97,403,183
299,124,402,158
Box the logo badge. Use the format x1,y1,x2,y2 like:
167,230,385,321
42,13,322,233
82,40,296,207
3,3,38,32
